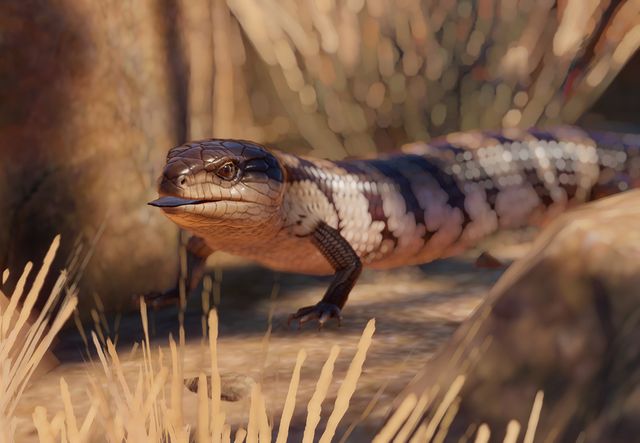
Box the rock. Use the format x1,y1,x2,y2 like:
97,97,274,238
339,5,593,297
385,190,640,443
0,0,183,312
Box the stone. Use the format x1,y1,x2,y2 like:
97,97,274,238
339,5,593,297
386,190,640,443
0,0,183,313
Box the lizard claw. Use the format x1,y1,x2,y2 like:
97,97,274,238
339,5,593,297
288,302,342,329
133,288,181,311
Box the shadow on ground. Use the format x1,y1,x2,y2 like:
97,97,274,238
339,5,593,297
53,253,504,363
16,241,521,443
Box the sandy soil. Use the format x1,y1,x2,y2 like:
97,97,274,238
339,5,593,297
14,235,532,442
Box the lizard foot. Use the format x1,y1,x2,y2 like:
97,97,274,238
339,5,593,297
133,288,181,311
474,251,506,269
288,302,342,329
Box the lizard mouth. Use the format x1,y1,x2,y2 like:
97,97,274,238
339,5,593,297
148,196,215,208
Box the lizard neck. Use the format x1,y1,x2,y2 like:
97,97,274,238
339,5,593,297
195,210,286,254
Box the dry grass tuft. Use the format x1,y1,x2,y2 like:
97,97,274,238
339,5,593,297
3,238,546,442
0,236,78,443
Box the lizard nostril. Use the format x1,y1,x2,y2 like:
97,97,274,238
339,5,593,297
177,174,187,187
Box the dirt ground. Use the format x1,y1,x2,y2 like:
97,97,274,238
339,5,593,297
13,234,533,442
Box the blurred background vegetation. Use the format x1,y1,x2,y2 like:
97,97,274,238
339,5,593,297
0,0,638,313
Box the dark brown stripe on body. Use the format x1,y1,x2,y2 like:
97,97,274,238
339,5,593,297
366,158,427,228
335,160,399,251
402,154,473,231
286,157,338,208
527,129,559,143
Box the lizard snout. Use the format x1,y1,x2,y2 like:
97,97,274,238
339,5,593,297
158,158,202,196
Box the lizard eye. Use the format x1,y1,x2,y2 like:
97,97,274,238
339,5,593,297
216,161,238,180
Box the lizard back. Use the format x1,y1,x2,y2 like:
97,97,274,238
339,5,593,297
276,126,639,272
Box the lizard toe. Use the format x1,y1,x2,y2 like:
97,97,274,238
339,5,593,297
289,302,342,329
138,288,181,310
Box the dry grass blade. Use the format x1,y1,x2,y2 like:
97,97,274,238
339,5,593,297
209,309,222,438
523,391,544,443
4,237,60,354
408,424,428,443
373,394,417,443
0,235,78,443
302,345,340,443
169,334,184,432
474,424,490,443
32,406,56,443
246,381,272,443
60,377,81,441
198,373,210,443
419,375,466,442
258,387,271,443
222,424,231,443
234,427,247,443
6,273,66,400
275,349,307,443
432,397,460,443
0,261,33,339
247,383,261,443
503,420,521,443
319,319,376,443
393,389,435,443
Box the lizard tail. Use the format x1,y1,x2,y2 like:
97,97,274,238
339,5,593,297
402,126,639,232
587,130,640,199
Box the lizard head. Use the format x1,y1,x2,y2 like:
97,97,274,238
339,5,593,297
149,139,286,230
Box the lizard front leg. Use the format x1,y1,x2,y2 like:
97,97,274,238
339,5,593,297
289,222,363,328
142,235,213,309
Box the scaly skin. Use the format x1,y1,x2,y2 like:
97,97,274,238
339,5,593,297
148,126,640,326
